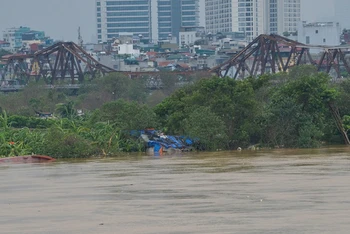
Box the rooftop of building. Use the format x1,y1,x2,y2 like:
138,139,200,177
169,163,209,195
180,26,205,32
0,40,10,45
22,30,45,34
302,21,340,27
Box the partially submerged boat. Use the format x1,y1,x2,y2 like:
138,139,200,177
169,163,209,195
137,129,195,154
0,155,55,164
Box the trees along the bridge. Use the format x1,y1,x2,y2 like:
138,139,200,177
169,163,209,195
335,79,350,143
98,73,147,102
93,99,158,131
336,79,350,115
22,98,158,158
0,82,67,116
55,101,77,119
158,72,178,96
154,76,261,149
261,66,349,147
155,66,350,149
183,106,228,151
77,73,148,110
86,101,154,153
262,73,326,147
2,65,350,155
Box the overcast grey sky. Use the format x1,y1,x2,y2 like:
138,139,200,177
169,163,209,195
0,0,340,43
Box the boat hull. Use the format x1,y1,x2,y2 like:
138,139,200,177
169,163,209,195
0,155,55,163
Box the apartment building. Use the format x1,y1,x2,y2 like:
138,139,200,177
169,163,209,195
265,0,300,34
205,0,233,34
3,27,30,50
205,0,301,42
2,26,48,52
205,0,265,41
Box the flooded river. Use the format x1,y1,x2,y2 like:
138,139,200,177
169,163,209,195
1,147,350,234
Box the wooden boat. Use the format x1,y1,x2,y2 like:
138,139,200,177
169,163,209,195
0,155,55,163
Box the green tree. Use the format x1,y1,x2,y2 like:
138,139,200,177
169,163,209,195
262,66,347,147
0,110,9,130
95,99,158,130
78,73,148,110
155,76,262,148
41,127,96,158
184,106,228,150
55,101,77,119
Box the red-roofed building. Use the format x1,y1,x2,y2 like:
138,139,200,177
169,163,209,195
157,61,174,68
177,62,190,70
146,51,157,57
29,43,39,52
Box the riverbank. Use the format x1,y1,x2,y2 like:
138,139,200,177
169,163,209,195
1,65,350,157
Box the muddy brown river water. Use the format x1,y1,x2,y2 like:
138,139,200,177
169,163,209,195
1,147,350,234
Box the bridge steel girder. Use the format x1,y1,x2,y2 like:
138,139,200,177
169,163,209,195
1,42,117,84
210,34,350,79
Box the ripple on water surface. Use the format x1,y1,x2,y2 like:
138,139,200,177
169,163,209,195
0,147,350,234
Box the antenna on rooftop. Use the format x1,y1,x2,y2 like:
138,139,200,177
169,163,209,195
78,27,83,47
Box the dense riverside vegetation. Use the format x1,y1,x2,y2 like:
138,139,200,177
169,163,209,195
1,66,350,158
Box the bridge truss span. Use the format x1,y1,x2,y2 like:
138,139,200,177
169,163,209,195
210,34,350,79
1,42,116,84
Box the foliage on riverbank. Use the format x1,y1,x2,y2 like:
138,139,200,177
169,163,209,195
0,66,350,157
0,100,151,158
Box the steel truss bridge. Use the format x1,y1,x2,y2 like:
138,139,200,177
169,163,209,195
1,42,116,84
1,34,350,87
211,34,350,79
0,41,209,86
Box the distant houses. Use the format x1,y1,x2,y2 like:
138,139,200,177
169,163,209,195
2,26,54,53
88,29,249,73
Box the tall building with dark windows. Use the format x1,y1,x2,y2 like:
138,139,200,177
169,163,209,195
157,0,199,41
96,0,199,43
96,0,152,43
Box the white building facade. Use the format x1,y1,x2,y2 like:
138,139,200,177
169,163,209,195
265,0,300,35
179,26,205,47
297,21,341,47
2,28,17,49
205,0,233,34
281,0,301,34
205,0,301,42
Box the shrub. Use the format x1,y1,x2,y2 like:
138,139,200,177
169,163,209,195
8,115,54,129
41,128,97,158
184,106,228,150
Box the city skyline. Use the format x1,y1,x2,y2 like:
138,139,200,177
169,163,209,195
0,0,342,43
